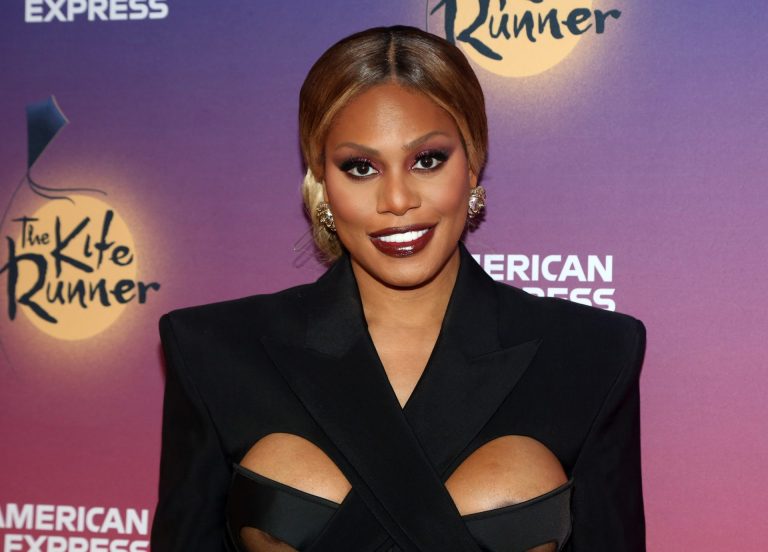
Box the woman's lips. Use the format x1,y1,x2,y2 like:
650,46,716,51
368,224,436,257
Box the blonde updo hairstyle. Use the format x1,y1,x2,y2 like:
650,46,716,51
299,25,488,260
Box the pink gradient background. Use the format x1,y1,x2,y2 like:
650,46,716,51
1,1,766,549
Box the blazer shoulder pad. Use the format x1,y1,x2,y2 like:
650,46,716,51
159,281,312,343
493,281,645,374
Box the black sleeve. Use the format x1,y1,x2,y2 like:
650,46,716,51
567,319,647,551
150,313,232,551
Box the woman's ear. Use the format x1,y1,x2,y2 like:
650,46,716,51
316,164,329,202
469,170,479,189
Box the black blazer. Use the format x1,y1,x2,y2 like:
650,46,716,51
151,242,646,551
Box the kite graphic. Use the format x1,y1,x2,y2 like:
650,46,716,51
25,95,107,202
1,96,109,256
0,96,107,368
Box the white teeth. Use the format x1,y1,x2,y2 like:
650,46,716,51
377,228,430,243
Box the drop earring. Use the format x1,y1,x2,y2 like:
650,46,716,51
467,185,486,219
315,201,336,232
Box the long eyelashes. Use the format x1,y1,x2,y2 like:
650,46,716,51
339,157,377,178
413,149,449,171
338,149,450,179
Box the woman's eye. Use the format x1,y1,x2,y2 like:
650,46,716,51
340,159,378,178
412,150,448,171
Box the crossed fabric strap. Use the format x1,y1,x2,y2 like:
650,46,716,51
261,331,541,552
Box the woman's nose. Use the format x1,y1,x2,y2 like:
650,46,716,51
376,172,420,215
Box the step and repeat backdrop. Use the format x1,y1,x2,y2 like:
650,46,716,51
1,1,766,550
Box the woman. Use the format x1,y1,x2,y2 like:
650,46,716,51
151,26,646,552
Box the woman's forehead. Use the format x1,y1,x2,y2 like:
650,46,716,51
325,84,462,148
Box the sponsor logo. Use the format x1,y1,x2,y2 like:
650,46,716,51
428,0,621,77
25,0,168,23
0,96,160,340
473,252,616,310
0,503,149,552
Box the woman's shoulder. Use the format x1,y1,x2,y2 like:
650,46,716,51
459,244,644,353
491,280,646,376
157,282,319,399
161,282,312,334
494,279,644,339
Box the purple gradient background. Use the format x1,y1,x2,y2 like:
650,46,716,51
1,1,766,549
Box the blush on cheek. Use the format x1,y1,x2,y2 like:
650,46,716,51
326,188,371,227
433,183,470,217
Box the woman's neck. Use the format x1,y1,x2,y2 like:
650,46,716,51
351,247,460,330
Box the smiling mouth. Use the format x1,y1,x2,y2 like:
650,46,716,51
368,224,436,257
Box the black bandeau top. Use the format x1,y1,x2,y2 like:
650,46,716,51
226,463,573,552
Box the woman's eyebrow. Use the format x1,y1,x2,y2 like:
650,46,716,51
402,131,450,151
334,131,451,155
334,142,379,156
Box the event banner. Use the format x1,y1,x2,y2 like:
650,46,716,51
1,1,766,550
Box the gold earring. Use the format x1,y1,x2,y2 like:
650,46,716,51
468,185,486,219
315,201,336,232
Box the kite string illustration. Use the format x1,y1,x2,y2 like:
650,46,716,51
0,96,108,370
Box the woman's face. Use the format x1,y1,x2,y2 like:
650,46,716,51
323,82,477,288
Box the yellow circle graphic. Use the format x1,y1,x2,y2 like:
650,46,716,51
15,195,138,340
454,0,594,77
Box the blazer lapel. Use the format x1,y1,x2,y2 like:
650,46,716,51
403,243,542,477
262,333,482,551
259,243,542,551
260,251,480,551
404,339,541,478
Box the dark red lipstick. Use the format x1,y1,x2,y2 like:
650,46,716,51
368,223,436,257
